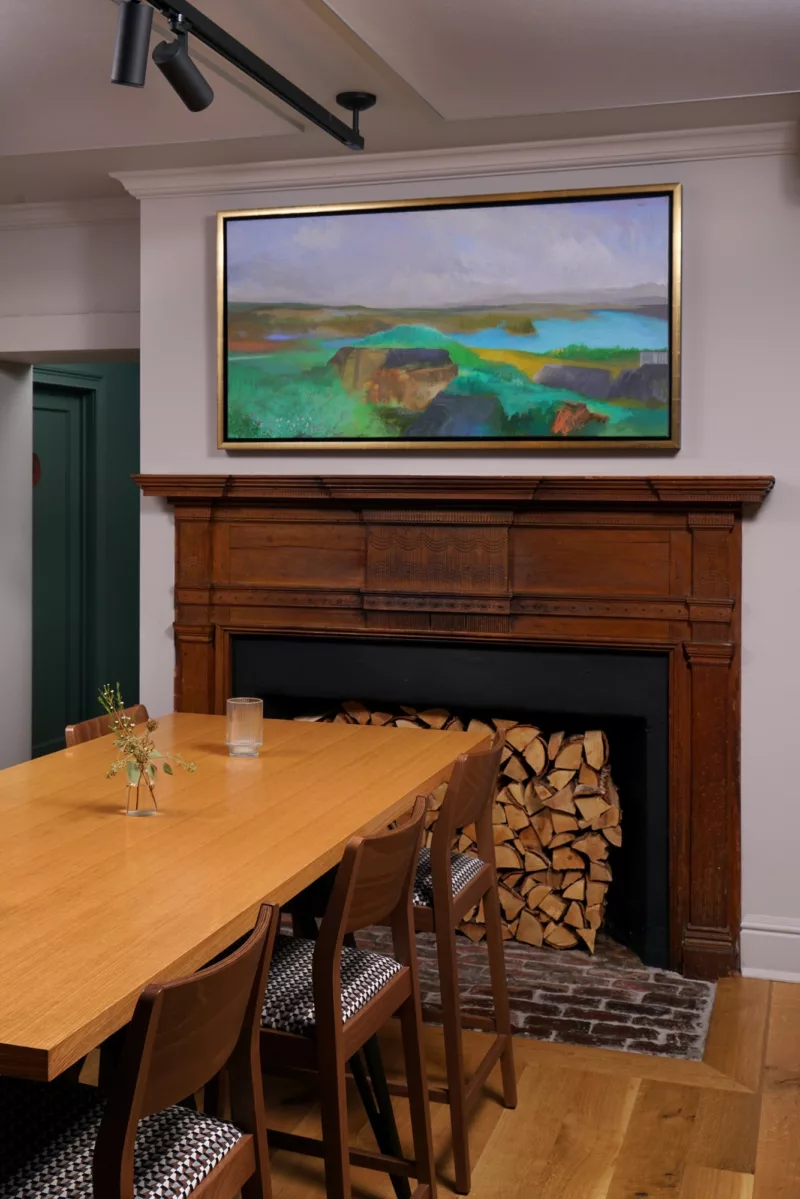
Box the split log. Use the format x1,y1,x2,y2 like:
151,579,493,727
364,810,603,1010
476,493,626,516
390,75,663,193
551,846,585,871
517,909,544,947
576,927,597,952
495,844,522,870
544,923,579,949
499,887,526,921
418,708,450,729
554,740,584,771
295,703,619,954
506,725,540,753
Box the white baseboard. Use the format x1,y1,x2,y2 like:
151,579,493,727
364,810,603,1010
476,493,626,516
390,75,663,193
741,915,800,981
741,967,800,983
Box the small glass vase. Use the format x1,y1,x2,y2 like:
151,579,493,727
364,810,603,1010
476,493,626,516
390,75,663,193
226,697,264,758
125,764,159,817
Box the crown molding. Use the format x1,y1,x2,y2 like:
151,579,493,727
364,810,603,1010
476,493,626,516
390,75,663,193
0,197,139,232
111,122,793,200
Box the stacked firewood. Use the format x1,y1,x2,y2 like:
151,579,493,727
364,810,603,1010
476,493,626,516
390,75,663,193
296,702,621,953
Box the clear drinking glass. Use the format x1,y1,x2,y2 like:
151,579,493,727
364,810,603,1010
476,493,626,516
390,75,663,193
226,697,264,757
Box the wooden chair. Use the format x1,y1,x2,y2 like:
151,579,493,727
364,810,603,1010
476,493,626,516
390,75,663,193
65,704,150,748
402,733,517,1194
0,904,279,1199
261,796,437,1199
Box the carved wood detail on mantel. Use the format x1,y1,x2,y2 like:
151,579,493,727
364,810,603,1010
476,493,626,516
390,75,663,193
136,473,774,980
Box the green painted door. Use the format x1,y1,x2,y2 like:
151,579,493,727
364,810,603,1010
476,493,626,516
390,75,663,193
32,386,87,757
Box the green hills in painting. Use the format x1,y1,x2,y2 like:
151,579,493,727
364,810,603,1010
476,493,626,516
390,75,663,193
225,302,670,442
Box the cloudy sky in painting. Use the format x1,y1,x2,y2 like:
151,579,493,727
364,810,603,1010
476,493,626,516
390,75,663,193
225,195,670,307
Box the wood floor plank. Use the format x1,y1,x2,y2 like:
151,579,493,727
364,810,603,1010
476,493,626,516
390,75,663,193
703,978,772,1092
753,981,800,1199
680,1165,754,1198
512,1032,747,1093
533,1072,640,1198
687,1089,761,1174
606,1080,701,1198
461,1065,588,1196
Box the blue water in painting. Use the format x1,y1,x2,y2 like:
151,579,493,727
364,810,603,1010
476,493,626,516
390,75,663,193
451,310,668,353
313,310,668,355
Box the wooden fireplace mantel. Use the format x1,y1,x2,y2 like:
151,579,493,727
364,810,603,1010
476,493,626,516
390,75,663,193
136,474,774,506
136,473,774,979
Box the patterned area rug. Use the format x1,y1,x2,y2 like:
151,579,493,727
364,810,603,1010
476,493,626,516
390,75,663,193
356,928,716,1060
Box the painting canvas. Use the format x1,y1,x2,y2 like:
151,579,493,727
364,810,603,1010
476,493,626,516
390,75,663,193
218,186,680,449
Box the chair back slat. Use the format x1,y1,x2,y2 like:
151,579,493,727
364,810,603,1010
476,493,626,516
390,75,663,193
433,732,504,847
310,799,425,1033
139,915,274,1115
316,797,425,947
65,705,149,748
344,802,427,934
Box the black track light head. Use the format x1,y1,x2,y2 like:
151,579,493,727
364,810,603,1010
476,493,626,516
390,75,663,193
111,0,154,88
152,26,214,113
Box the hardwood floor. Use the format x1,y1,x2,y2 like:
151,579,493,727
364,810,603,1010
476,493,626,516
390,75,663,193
261,978,798,1198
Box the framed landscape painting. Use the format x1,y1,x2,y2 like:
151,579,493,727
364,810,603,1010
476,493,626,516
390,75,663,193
218,184,681,450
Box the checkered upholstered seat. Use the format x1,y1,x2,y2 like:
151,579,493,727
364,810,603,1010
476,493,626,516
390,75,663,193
261,934,402,1036
412,846,486,908
0,1078,242,1199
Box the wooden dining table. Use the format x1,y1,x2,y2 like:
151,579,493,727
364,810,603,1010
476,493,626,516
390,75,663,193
0,712,486,1082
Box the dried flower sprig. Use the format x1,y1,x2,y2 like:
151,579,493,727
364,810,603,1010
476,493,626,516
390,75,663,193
99,684,196,805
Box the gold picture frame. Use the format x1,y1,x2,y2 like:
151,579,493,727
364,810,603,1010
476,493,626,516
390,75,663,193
217,183,681,451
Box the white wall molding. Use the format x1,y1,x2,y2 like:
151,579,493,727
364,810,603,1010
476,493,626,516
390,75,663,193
742,914,800,937
741,915,800,981
112,122,794,199
0,197,139,231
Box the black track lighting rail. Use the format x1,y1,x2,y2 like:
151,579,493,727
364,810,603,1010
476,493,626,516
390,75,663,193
145,0,365,149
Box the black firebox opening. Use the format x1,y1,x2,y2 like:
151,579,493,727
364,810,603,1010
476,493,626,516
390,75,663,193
233,634,669,968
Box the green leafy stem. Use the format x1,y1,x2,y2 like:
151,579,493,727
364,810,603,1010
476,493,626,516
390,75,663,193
99,683,196,799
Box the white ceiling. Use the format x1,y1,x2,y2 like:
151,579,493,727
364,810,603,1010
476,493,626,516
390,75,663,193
0,0,296,156
0,0,797,202
323,0,800,119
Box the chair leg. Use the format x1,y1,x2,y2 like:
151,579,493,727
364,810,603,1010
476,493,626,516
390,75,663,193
482,878,518,1109
242,1156,273,1199
317,1041,353,1199
398,993,437,1199
434,918,471,1194
362,1036,412,1199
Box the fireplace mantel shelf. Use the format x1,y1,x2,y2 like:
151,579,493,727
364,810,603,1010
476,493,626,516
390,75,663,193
135,474,774,507
138,471,774,981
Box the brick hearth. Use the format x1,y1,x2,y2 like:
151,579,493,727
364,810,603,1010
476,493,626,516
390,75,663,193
357,928,716,1060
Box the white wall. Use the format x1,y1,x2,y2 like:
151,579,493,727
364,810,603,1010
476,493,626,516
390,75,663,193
129,132,800,977
0,199,140,358
0,364,33,767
